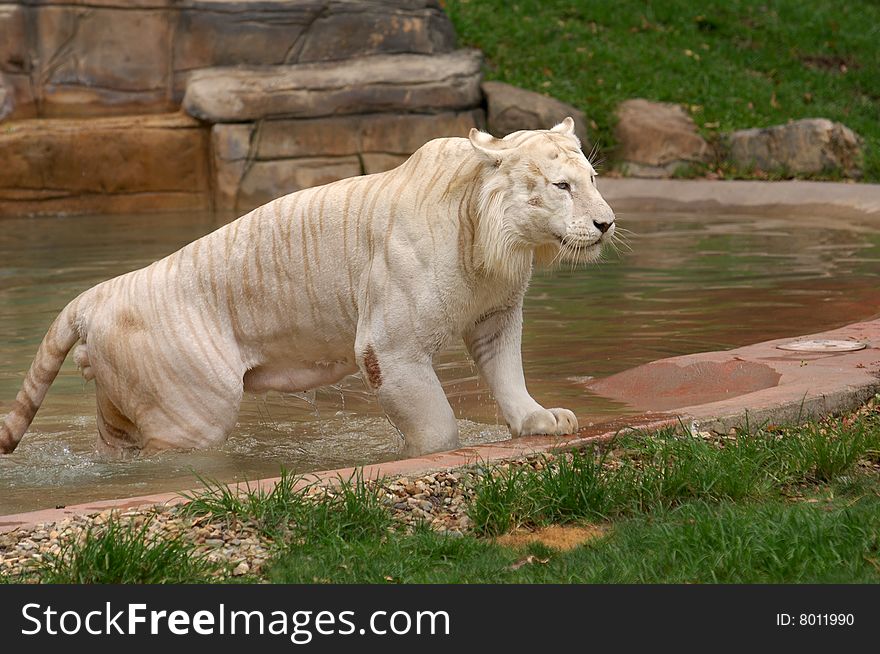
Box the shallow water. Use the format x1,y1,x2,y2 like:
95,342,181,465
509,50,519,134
1,210,879,513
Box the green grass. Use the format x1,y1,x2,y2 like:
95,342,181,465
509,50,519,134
30,517,219,584
468,412,880,536
268,496,880,584
268,406,880,583
444,0,880,180
183,469,391,542
468,449,614,535
780,418,880,482
526,498,880,584
181,468,311,537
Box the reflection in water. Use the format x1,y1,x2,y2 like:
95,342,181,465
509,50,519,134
1,211,879,513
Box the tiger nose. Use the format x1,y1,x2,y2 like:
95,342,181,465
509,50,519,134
593,219,613,234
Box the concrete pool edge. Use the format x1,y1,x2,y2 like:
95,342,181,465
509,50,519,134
599,178,880,217
2,318,878,534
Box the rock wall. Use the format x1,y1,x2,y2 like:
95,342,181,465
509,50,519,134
0,0,457,119
0,0,492,216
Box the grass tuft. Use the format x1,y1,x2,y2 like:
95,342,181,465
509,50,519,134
181,468,308,537
469,449,612,536
295,470,392,544
32,517,218,584
182,468,391,544
778,419,879,483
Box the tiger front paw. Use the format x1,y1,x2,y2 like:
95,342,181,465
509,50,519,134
512,407,578,437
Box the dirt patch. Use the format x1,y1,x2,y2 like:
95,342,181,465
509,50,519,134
496,524,608,551
801,54,859,74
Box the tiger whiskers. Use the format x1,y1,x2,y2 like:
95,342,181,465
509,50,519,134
608,230,632,255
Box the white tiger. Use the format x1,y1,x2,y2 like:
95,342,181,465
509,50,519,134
0,117,615,458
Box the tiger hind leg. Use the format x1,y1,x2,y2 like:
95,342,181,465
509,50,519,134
86,326,245,455
135,381,244,456
94,382,142,459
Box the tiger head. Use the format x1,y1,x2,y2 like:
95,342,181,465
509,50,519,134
468,117,616,278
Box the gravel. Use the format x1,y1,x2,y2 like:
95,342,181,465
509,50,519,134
0,466,498,582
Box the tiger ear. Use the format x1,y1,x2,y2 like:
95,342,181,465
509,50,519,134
468,128,514,165
550,116,576,135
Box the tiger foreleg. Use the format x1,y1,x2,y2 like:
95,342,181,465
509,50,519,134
357,345,459,457
465,302,578,438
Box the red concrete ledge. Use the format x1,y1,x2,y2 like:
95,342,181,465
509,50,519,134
1,318,878,534
590,319,880,434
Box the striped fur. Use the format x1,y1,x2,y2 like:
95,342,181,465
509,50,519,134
0,118,615,457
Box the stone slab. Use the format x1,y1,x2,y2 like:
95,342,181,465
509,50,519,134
171,4,315,97
294,5,455,63
211,110,483,209
35,6,173,115
237,156,363,208
183,50,484,122
0,112,211,214
255,109,484,159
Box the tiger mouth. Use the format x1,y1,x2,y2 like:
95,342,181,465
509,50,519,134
556,236,602,250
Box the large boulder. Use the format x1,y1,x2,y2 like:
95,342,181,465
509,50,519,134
723,119,863,178
614,98,711,177
482,81,589,144
0,113,211,215
183,50,484,123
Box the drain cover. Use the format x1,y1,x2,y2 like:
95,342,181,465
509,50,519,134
777,339,867,353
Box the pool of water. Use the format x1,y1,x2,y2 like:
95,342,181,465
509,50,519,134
2,209,879,513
